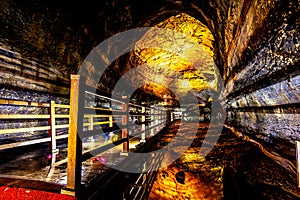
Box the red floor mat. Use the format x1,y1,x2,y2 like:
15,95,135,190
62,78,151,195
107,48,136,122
0,186,77,200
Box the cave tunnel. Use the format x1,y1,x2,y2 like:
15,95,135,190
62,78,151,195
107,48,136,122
0,0,299,199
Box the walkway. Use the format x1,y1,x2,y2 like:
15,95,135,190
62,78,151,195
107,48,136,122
1,120,300,199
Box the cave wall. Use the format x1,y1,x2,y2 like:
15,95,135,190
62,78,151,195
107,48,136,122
0,0,244,96
0,0,229,98
0,0,299,157
223,0,299,158
0,42,70,97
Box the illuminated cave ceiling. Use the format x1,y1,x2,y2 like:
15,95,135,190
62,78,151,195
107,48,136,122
127,13,219,104
0,0,298,106
0,0,226,105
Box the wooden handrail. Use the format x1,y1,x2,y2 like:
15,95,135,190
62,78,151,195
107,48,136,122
0,133,69,151
55,104,70,108
0,137,51,150
0,75,167,198
0,126,51,134
0,114,50,119
84,106,112,111
56,124,69,129
0,99,50,107
55,114,70,118
0,98,70,153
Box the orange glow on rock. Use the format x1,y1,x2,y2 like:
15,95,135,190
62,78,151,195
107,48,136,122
133,13,219,101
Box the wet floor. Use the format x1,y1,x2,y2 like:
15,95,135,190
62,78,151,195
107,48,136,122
141,121,224,199
0,121,300,199
0,124,165,186
127,120,300,200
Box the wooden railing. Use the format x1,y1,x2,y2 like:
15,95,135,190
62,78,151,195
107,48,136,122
0,75,169,198
0,99,70,151
0,98,121,165
61,75,168,197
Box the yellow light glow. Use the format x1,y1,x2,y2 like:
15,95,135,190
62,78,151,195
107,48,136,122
133,13,218,101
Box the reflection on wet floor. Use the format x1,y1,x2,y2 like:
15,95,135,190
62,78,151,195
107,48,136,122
1,120,300,199
0,126,162,186
137,121,300,200
147,121,224,199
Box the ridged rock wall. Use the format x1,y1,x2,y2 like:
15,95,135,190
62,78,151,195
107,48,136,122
0,42,70,96
223,0,299,158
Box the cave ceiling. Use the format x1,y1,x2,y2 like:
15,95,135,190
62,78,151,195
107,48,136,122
1,0,295,104
130,13,218,104
1,0,224,104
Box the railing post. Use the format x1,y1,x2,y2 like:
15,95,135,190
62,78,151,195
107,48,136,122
158,108,162,130
87,114,95,148
61,75,84,197
120,102,129,156
48,100,58,165
150,107,154,136
47,100,58,181
170,111,174,122
88,115,93,131
109,116,114,142
140,106,146,143
296,141,300,188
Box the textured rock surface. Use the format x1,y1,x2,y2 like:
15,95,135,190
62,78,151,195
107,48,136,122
132,13,219,101
223,0,299,160
143,121,300,199
0,42,70,96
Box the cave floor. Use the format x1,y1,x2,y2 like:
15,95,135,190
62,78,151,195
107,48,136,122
0,121,299,200
142,121,300,200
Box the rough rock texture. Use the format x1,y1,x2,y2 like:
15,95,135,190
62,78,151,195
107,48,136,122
0,42,70,95
0,0,237,92
223,0,299,160
143,121,300,199
132,13,219,101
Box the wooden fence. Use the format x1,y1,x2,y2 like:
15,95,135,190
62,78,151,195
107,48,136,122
0,99,70,152
0,75,168,198
61,75,168,197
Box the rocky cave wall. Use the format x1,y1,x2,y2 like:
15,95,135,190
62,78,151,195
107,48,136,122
0,0,244,98
223,0,299,159
0,0,299,159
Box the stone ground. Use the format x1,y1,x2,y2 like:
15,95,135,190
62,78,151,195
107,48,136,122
0,120,300,199
140,121,300,200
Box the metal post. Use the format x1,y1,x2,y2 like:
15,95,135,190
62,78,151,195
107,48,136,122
154,107,158,133
150,108,154,136
109,116,114,142
61,75,84,197
87,115,95,148
88,115,93,131
159,108,161,130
